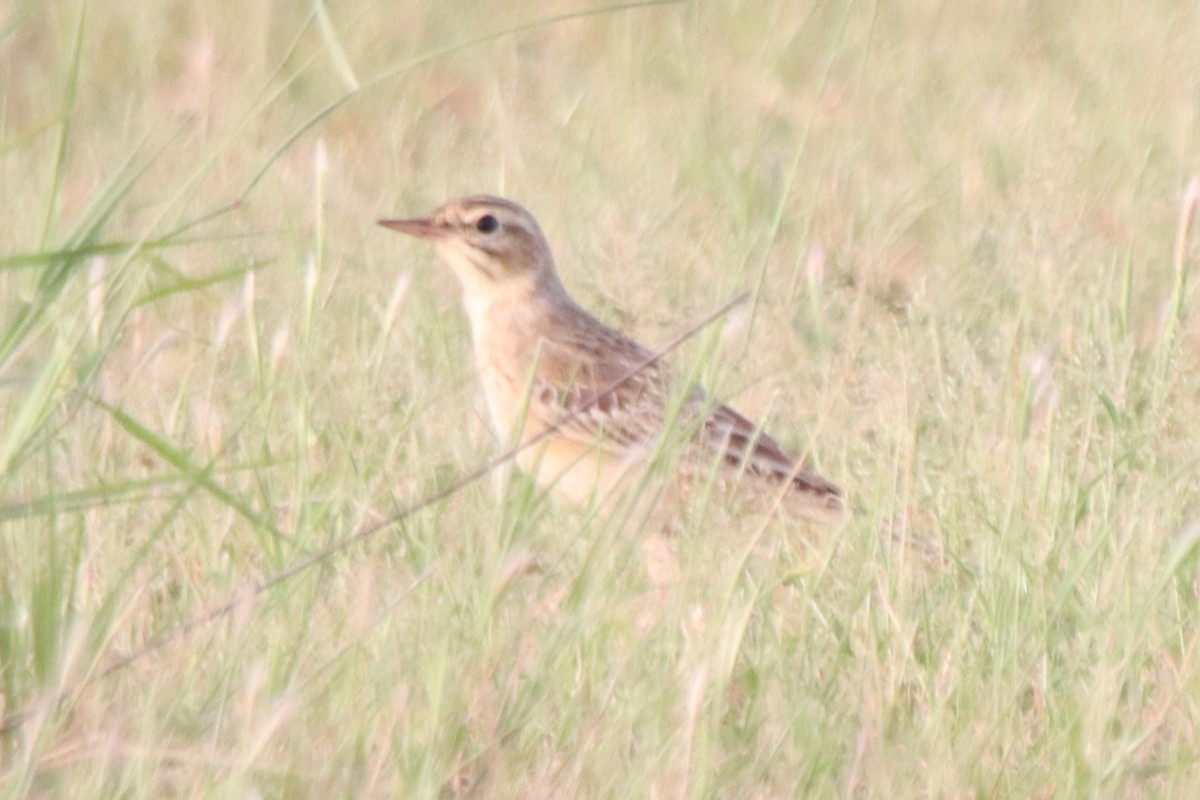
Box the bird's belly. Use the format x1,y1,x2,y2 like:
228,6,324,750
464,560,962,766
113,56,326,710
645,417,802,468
470,308,644,506
478,364,521,441
477,369,637,505
516,436,639,506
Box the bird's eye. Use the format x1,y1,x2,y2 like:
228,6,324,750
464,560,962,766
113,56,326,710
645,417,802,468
475,214,499,234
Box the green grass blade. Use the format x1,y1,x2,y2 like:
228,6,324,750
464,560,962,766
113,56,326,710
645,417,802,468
38,0,87,247
90,396,289,548
0,339,72,479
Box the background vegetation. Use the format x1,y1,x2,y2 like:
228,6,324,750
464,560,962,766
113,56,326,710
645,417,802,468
2,0,1199,796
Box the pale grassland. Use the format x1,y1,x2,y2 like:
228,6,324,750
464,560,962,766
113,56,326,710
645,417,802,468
2,1,1199,797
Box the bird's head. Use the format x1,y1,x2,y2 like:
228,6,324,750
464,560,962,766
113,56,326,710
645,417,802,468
380,195,561,301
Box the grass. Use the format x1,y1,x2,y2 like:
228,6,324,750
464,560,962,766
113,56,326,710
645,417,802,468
2,0,1199,796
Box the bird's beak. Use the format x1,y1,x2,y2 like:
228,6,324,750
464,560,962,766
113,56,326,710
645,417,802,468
377,217,442,239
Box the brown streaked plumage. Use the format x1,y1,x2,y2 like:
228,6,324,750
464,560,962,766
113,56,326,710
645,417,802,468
379,195,846,524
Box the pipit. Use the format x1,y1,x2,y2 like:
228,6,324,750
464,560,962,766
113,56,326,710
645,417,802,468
379,195,846,524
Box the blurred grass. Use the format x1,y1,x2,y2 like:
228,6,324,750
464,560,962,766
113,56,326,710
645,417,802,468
2,0,1199,797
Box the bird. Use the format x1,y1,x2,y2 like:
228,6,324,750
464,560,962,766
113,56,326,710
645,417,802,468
378,195,846,525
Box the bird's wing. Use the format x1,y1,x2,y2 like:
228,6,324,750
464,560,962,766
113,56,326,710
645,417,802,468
526,310,846,520
527,318,671,455
701,403,845,502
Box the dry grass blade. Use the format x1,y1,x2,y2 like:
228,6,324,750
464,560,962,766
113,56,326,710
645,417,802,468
0,292,747,736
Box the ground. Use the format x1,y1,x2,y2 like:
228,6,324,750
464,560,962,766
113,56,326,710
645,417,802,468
1,1,1199,797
